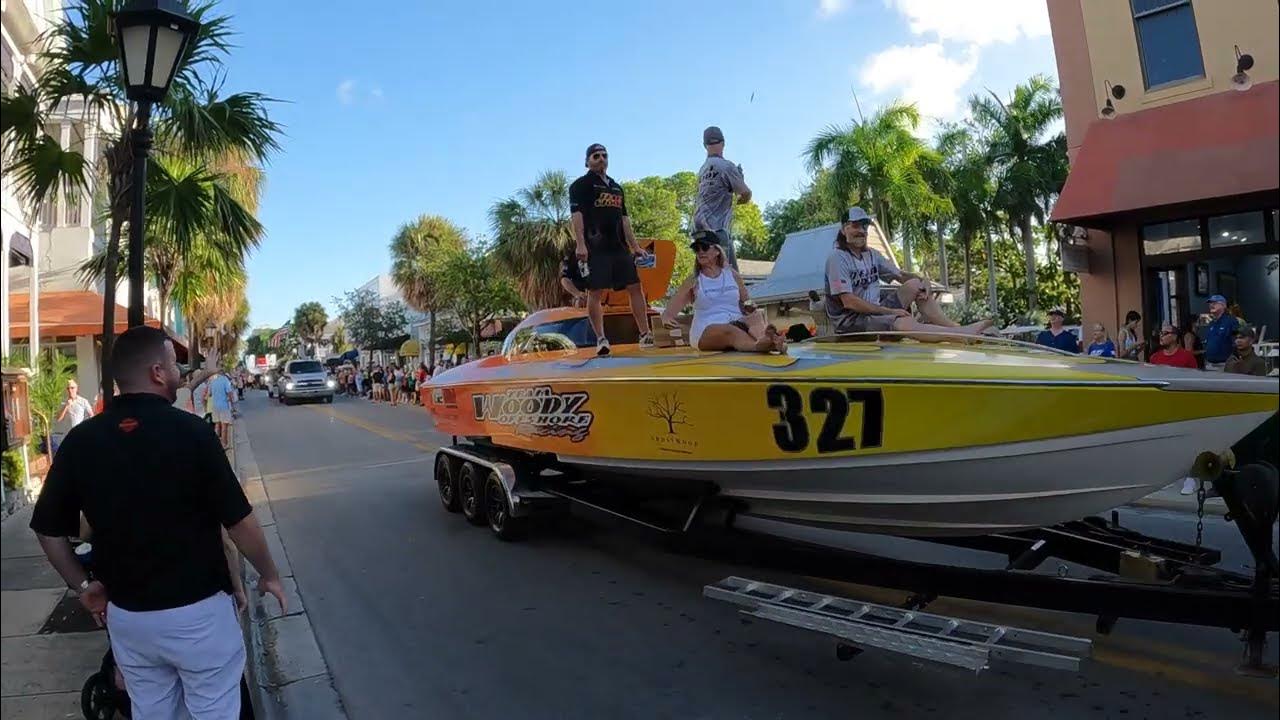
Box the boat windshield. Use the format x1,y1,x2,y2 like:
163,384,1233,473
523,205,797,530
503,315,641,355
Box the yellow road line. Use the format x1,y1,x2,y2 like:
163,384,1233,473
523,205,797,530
304,404,440,453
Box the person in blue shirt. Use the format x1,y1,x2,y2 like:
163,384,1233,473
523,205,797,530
1202,294,1239,371
1085,323,1116,357
1036,307,1080,353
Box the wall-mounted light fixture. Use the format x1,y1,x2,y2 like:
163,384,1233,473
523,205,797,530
1233,45,1254,91
1101,80,1125,118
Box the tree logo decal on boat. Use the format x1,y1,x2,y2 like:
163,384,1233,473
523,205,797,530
647,392,698,454
472,385,594,442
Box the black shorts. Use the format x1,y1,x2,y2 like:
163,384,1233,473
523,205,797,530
586,241,639,291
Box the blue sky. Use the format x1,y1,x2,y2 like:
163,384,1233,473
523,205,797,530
222,0,1059,329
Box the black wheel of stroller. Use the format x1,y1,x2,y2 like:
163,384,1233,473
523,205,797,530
436,454,460,513
459,463,487,526
81,670,120,720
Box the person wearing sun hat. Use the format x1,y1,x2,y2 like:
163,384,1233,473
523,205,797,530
1036,306,1081,353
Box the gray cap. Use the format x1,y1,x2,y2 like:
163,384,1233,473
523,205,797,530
845,207,872,223
703,126,724,145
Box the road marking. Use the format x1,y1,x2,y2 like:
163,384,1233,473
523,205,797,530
365,456,430,469
304,404,442,453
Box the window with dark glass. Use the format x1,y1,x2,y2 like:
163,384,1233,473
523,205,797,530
1208,212,1266,248
1131,0,1205,89
1142,219,1201,256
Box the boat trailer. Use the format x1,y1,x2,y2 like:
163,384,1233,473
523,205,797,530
433,441,1278,675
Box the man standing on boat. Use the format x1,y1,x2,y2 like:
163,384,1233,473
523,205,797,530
694,126,751,271
824,208,991,338
571,143,655,356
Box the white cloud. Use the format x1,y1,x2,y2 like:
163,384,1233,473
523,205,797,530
886,0,1049,46
817,0,848,18
336,79,357,105
859,42,978,120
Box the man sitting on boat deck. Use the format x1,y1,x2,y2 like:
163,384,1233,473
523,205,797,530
661,230,785,353
824,208,993,338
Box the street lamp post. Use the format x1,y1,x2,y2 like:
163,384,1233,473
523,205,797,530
111,0,200,329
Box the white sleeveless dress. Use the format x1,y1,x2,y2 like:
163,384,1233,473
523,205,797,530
690,270,743,349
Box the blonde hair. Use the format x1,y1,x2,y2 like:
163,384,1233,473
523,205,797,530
688,244,728,298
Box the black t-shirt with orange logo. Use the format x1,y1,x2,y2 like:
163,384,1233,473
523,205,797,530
30,393,252,611
570,171,628,253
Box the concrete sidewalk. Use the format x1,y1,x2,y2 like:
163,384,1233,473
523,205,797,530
1,505,108,720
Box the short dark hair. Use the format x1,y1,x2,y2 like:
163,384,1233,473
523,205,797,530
1125,310,1141,323
110,326,172,384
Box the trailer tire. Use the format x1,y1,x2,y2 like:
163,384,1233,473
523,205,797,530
436,455,461,513
486,472,527,541
459,463,487,526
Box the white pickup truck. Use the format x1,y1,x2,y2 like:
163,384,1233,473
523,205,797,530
276,359,336,405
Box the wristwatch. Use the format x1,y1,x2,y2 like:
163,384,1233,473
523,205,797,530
77,579,91,593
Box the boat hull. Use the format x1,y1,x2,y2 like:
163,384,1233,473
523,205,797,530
425,343,1279,537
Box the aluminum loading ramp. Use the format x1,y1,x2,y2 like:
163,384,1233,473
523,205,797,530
704,576,1092,673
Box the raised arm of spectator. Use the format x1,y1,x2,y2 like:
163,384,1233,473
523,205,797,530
661,276,697,327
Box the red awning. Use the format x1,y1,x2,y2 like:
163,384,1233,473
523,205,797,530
7,290,173,341
1052,81,1280,226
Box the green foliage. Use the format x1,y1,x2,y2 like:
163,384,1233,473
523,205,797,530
291,302,328,356
489,170,574,310
662,171,698,233
622,177,682,241
732,202,770,260
763,172,843,258
12,349,77,455
335,288,409,351
244,327,274,357
2,448,24,491
428,246,525,352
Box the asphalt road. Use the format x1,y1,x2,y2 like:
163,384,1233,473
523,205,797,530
240,390,1278,720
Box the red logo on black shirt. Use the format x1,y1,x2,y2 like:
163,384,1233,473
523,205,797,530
595,192,623,209
118,418,139,433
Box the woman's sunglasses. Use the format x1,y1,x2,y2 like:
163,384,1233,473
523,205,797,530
691,241,714,251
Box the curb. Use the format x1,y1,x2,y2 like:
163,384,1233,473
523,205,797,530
234,420,348,720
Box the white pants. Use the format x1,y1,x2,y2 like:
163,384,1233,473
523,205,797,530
108,592,245,720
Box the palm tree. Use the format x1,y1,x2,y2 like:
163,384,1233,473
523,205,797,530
292,302,328,357
0,0,280,396
489,170,575,310
805,102,939,256
935,124,995,305
390,214,466,363
968,75,1066,313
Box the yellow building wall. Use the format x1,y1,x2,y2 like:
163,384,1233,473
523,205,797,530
1080,0,1278,116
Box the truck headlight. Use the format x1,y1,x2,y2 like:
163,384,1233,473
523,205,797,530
285,381,295,390
326,379,336,388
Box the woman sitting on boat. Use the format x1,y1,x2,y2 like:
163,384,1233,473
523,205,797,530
660,230,785,353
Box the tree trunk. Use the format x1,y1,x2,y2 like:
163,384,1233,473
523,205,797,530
157,286,168,333
962,232,974,302
427,311,437,367
100,213,125,404
189,319,199,365
1019,214,1038,314
936,218,948,286
985,230,998,315
902,231,913,273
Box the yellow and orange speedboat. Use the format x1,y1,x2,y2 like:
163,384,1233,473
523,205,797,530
425,242,1278,536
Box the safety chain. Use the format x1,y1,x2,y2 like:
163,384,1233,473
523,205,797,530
1194,480,1207,550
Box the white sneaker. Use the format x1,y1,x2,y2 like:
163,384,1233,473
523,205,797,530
639,332,655,349
596,338,611,357
1179,477,1197,495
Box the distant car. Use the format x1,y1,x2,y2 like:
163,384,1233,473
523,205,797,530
277,359,335,405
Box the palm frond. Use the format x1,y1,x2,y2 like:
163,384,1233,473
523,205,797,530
157,87,282,163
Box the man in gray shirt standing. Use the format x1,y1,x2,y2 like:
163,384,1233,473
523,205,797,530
694,126,751,270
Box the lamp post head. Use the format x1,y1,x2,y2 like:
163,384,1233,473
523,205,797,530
111,0,200,104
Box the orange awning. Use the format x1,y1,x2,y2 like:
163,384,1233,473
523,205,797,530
1052,80,1280,226
8,290,164,339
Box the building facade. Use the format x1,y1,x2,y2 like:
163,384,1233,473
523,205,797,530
1048,0,1279,356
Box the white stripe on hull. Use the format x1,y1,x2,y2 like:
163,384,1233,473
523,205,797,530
558,412,1272,537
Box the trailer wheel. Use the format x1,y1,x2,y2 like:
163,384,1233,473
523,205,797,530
459,463,487,526
486,472,527,541
436,455,460,513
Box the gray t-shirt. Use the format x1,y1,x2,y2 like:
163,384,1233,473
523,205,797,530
823,246,899,320
693,155,748,232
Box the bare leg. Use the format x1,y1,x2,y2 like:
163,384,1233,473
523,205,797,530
697,324,776,353
892,316,992,342
587,290,606,339
897,279,959,328
626,283,649,336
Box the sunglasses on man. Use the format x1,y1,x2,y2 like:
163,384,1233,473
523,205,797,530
846,219,871,229
591,152,608,160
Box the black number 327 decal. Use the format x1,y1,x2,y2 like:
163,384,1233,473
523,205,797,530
765,385,883,454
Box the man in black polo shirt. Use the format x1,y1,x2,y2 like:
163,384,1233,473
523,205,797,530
30,326,285,719
559,248,588,306
570,143,655,356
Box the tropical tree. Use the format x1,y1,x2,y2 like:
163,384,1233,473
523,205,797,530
804,102,939,261
935,124,994,302
335,288,409,352
967,75,1066,313
292,302,328,357
429,246,524,353
389,214,466,362
490,170,574,310
731,202,771,260
244,327,274,356
662,171,698,234
0,0,280,396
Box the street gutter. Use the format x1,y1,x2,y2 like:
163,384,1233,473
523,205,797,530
235,420,348,720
